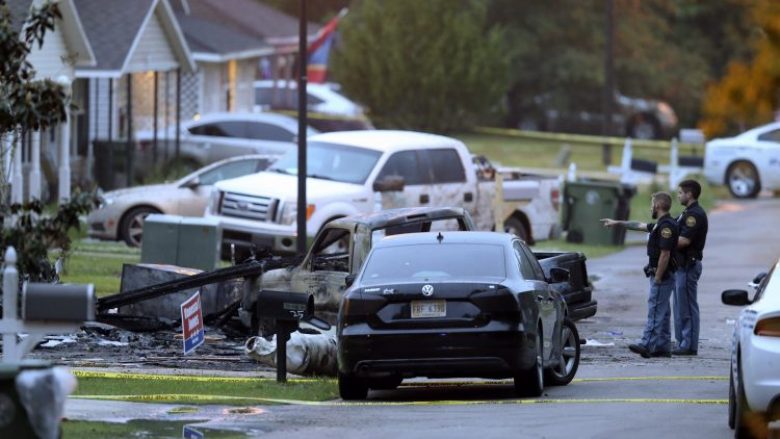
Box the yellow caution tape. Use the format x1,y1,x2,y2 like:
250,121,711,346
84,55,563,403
397,376,727,388
573,375,727,383
72,394,324,405
71,394,727,406
73,370,330,384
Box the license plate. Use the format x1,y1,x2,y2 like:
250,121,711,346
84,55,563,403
411,300,446,318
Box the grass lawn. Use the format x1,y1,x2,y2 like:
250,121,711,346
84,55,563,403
454,131,704,171
62,420,246,439
72,372,338,405
59,240,140,297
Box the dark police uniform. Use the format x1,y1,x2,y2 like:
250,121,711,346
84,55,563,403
673,201,708,354
638,213,679,355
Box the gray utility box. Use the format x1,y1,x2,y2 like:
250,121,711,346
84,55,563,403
141,214,221,271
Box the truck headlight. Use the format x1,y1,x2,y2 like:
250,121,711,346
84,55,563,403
279,202,316,224
207,189,223,214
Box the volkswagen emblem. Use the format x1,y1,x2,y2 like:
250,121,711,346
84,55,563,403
421,284,434,297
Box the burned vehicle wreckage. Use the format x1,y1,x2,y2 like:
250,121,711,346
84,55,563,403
88,206,595,373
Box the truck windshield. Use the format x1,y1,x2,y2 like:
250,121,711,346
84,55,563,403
268,141,382,184
360,243,506,285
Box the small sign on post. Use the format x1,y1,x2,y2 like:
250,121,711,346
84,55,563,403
181,292,204,355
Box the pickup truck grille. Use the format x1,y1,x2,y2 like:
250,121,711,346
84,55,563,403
220,192,277,222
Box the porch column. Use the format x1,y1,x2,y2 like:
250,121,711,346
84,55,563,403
58,76,72,201
11,131,22,204
58,110,71,201
29,130,41,200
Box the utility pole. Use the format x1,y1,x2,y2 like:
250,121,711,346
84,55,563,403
296,0,308,255
602,0,615,166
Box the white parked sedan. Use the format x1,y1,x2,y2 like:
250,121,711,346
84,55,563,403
722,261,780,438
88,155,275,247
704,122,780,198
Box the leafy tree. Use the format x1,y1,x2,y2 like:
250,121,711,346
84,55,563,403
331,0,510,132
0,0,97,283
488,0,739,130
0,0,67,203
699,0,780,136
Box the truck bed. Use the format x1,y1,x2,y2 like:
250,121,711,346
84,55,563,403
534,251,596,321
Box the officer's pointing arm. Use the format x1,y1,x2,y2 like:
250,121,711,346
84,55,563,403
600,219,648,231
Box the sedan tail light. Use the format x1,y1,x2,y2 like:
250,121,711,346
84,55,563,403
754,317,780,337
551,188,560,211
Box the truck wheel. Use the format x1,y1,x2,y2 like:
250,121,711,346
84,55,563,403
339,371,368,400
504,217,529,242
727,161,761,199
627,114,661,140
544,318,580,386
120,206,160,247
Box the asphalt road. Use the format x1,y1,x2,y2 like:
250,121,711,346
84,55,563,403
65,196,780,438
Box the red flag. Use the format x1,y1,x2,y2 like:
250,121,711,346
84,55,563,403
307,9,347,83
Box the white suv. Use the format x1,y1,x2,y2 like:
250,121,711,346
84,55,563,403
135,112,319,170
254,80,364,117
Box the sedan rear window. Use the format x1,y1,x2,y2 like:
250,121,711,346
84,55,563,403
361,243,505,285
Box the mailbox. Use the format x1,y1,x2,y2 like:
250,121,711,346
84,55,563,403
256,290,313,322
255,290,314,383
21,283,95,322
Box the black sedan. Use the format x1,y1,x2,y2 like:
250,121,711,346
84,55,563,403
336,231,580,400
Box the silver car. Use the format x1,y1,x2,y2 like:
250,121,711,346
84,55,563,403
88,155,275,247
135,112,319,172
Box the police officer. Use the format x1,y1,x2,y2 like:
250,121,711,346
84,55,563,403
672,179,708,356
601,192,678,358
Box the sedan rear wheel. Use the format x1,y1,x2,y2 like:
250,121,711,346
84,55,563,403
728,369,736,429
514,330,544,397
734,360,767,439
338,371,368,400
121,206,161,247
727,161,761,199
544,318,580,386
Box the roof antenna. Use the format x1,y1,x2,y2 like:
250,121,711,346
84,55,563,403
436,232,444,243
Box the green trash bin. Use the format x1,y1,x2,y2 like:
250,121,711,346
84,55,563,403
562,180,636,246
0,360,53,438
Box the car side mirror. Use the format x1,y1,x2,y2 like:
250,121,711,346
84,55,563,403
549,267,570,283
182,177,201,189
749,272,767,289
345,274,357,288
721,289,751,306
372,175,405,192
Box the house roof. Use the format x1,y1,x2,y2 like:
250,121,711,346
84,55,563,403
73,0,151,74
8,0,96,69
173,9,271,59
170,0,320,61
74,0,195,77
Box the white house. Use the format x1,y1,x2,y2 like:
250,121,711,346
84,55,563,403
73,0,196,190
7,0,96,202
170,0,320,119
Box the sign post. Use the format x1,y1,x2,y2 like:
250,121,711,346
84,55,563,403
180,292,204,355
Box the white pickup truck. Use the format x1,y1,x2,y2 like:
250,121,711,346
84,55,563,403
205,130,561,255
